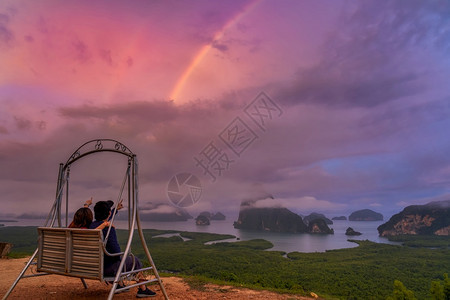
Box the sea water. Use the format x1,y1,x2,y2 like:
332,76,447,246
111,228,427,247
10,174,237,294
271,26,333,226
8,218,398,253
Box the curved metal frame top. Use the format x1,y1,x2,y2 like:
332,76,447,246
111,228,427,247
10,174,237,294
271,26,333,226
49,138,136,229
65,139,134,168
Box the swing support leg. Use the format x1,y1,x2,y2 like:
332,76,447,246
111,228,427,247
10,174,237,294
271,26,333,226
81,278,88,289
2,248,38,300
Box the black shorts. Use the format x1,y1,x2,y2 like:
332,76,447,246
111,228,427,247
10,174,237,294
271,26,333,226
104,255,143,277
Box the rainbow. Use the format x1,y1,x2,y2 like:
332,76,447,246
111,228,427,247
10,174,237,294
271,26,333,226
169,0,262,102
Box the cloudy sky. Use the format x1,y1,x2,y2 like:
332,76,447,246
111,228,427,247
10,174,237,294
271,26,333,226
1,0,450,220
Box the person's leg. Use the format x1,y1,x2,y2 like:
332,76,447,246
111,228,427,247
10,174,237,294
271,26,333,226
126,256,156,297
104,261,127,292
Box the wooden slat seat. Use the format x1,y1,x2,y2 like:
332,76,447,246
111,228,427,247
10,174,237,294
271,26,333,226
37,227,104,280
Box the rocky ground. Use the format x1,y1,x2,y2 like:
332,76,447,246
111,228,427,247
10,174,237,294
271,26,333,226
0,257,314,299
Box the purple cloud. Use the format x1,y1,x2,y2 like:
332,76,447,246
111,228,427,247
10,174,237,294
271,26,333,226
126,56,133,67
99,49,113,66
211,40,229,52
72,39,91,63
0,125,8,134
24,35,34,43
277,0,450,108
0,13,14,47
14,116,32,130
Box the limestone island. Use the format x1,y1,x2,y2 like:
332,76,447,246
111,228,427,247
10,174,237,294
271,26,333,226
377,200,450,236
349,209,383,221
303,212,333,225
197,211,226,221
233,198,333,234
195,214,210,226
345,227,362,236
139,204,192,222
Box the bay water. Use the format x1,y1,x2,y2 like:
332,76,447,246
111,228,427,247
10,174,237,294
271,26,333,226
6,218,397,253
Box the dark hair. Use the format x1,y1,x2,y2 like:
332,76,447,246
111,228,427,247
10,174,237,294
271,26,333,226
69,207,93,228
94,201,111,221
106,200,114,209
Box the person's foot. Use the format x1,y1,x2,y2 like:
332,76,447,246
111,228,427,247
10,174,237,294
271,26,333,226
136,287,156,298
115,283,127,294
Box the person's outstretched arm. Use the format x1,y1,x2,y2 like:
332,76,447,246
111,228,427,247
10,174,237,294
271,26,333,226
108,199,124,220
95,221,111,230
83,197,93,208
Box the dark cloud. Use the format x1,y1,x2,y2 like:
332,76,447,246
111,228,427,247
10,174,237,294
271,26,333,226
0,97,239,215
188,2,254,53
57,99,234,172
2,91,449,216
0,140,59,181
279,67,421,108
36,120,46,130
36,16,49,34
0,125,8,134
14,116,32,130
100,49,113,66
277,0,450,108
358,96,450,137
126,56,133,67
211,37,261,56
211,40,228,52
0,12,14,47
13,116,47,131
24,35,34,43
197,5,247,33
59,100,180,126
72,39,91,63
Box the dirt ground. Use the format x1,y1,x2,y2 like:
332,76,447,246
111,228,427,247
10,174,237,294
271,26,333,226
0,257,315,300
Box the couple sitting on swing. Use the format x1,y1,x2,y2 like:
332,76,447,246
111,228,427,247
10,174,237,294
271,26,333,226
69,198,156,298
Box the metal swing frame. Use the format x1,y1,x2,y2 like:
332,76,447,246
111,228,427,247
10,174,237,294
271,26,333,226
3,139,169,300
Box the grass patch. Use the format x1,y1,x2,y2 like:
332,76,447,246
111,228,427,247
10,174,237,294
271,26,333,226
182,275,210,292
386,234,450,248
210,238,273,250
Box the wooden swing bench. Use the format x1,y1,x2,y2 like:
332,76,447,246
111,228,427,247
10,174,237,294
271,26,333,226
37,227,107,281
36,227,157,289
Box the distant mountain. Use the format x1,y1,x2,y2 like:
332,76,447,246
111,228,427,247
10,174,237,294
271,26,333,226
199,211,211,218
303,212,333,225
349,209,383,221
139,205,192,222
16,213,48,219
308,219,334,234
195,214,210,226
332,216,347,221
377,200,450,236
234,206,334,234
345,227,362,236
199,211,226,220
211,212,226,220
234,207,308,233
234,193,335,234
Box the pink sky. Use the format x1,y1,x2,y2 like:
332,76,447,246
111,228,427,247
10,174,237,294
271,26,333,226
1,0,450,219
